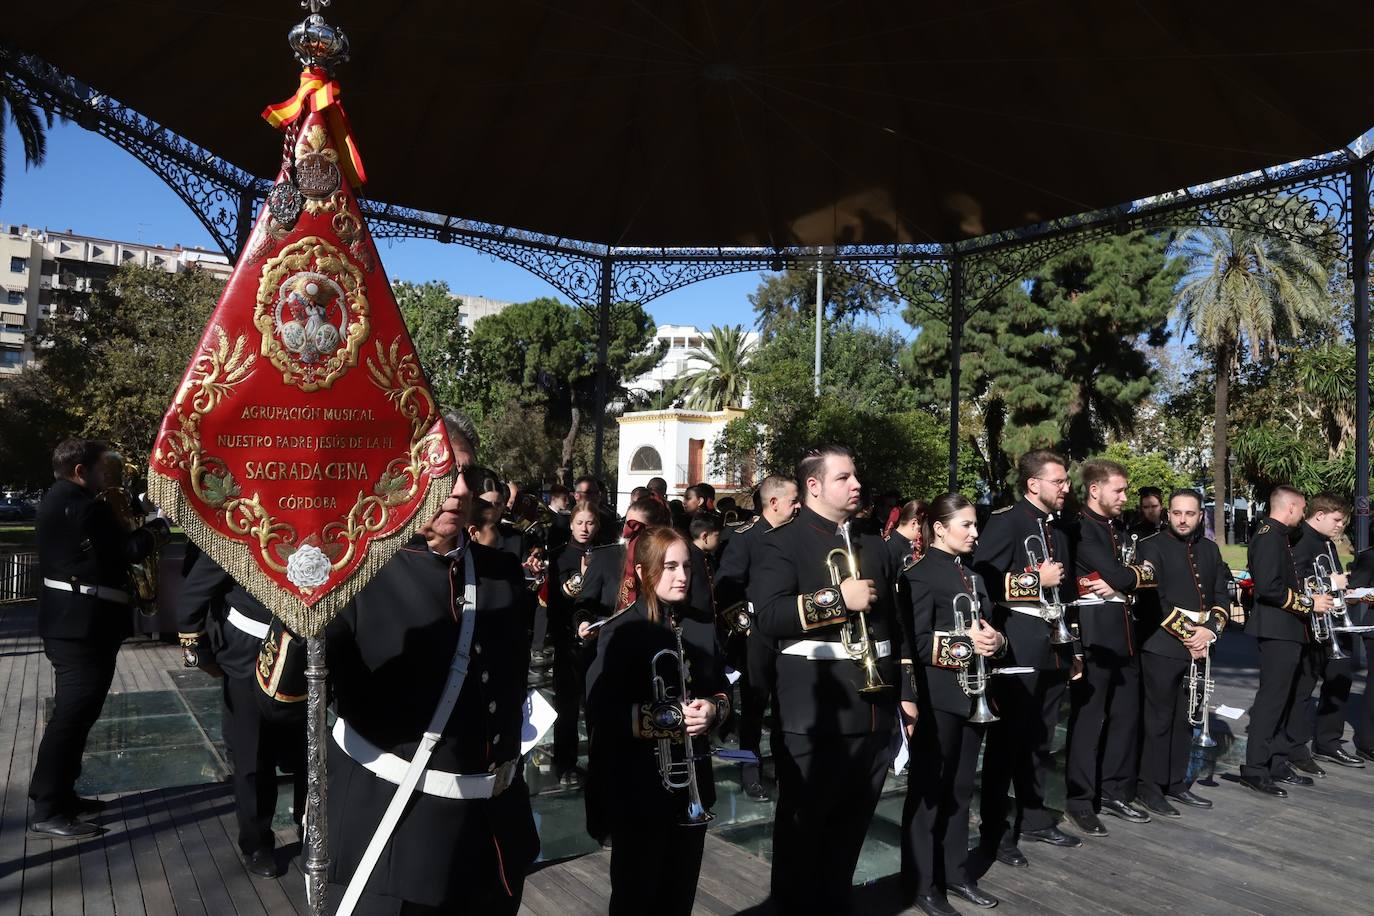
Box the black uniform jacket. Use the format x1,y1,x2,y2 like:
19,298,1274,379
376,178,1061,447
1292,522,1353,638
1245,518,1313,643
36,478,159,640
902,549,1003,718
324,535,538,905
886,533,917,579
1072,508,1156,655
1349,548,1374,627
972,498,1074,671
177,553,272,680
584,597,725,838
1138,529,1230,659
753,505,907,736
546,539,594,633
573,542,628,630
715,516,780,688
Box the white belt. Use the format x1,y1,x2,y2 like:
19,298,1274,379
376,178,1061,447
43,578,129,604
1010,604,1053,618
332,717,517,800
226,606,270,640
1076,592,1127,606
780,638,892,661
1173,607,1205,624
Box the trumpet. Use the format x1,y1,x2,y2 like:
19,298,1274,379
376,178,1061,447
648,617,714,827
952,565,998,723
1120,533,1139,567
1186,648,1217,748
1024,520,1074,645
830,522,889,694
1313,553,1354,654
1304,570,1347,660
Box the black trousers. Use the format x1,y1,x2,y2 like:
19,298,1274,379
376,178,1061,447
901,708,984,898
608,815,707,916
771,730,892,914
1138,651,1191,797
30,634,122,821
222,673,306,855
979,669,1067,843
1065,646,1140,812
1358,636,1374,753
1286,642,1354,756
550,626,583,774
737,636,770,785
1242,638,1306,780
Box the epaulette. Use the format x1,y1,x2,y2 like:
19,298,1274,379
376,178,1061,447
764,516,794,533
901,553,920,572
991,505,1013,515
1257,522,1272,536
734,520,757,534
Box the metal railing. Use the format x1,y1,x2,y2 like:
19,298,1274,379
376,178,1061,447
0,550,38,603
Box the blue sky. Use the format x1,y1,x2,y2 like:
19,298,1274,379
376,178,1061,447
0,121,809,331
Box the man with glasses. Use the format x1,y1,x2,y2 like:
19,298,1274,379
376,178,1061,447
974,449,1083,869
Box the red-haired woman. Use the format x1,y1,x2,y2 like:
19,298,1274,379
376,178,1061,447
887,499,928,573
585,526,729,916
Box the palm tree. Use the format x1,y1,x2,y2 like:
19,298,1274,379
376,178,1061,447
680,324,754,411
0,47,54,205
1172,213,1331,542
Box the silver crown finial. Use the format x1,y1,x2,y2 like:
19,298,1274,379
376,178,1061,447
289,1,349,71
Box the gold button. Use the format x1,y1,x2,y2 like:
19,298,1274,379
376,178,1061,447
488,701,497,713
492,734,500,744
480,671,489,684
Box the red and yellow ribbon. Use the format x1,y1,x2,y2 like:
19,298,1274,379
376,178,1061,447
262,68,368,188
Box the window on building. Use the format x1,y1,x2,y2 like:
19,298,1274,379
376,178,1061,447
6,291,22,305
630,446,663,472
10,257,27,273
0,349,23,367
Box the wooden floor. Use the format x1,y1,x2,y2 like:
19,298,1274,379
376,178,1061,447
2,595,1374,915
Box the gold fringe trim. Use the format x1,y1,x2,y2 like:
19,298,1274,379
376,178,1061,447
149,467,454,637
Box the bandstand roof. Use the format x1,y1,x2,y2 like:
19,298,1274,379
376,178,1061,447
2,1,1372,250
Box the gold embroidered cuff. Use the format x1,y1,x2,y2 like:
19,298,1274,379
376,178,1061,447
632,702,685,741
1005,571,1040,601
1283,589,1314,614
1131,564,1157,589
1209,607,1229,634
798,587,846,631
932,630,973,670
1162,609,1193,642
562,573,584,598
177,631,204,648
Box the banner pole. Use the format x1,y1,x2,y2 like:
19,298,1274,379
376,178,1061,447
304,634,330,915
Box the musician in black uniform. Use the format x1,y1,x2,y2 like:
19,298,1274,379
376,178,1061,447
29,438,167,840
1348,547,1374,762
325,470,539,914
753,445,908,914
1136,490,1229,814
1065,460,1158,836
714,474,799,801
901,493,1007,915
974,449,1082,868
585,526,728,915
545,503,602,787
885,499,926,572
1240,485,1333,797
1130,487,1164,539
1289,494,1364,768
178,555,306,876
573,498,674,643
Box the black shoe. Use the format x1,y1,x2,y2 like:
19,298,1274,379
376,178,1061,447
1135,794,1180,818
1021,826,1082,848
1289,758,1326,777
245,848,280,879
1100,798,1151,823
1276,772,1314,787
1237,775,1288,798
947,881,999,908
28,815,101,840
993,840,1027,868
744,781,769,801
914,894,959,916
1167,790,1212,809
1067,811,1108,836
1314,747,1365,768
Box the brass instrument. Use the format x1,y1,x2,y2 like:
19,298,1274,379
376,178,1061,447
1186,648,1217,748
648,616,714,827
1305,567,1347,660
831,522,889,694
1120,533,1139,567
96,453,160,617
1315,551,1367,641
508,492,558,534
952,565,998,723
1024,520,1074,645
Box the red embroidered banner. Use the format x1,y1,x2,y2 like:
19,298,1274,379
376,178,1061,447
148,102,453,637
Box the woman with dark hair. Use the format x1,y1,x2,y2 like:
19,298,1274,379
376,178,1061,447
545,503,602,787
886,498,928,572
585,526,729,915
900,493,1007,915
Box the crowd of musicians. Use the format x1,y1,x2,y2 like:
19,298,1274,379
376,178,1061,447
27,428,1374,915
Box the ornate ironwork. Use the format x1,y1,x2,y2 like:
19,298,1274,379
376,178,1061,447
1,47,265,257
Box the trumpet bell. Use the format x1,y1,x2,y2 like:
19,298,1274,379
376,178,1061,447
1193,731,1218,749
969,696,999,724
